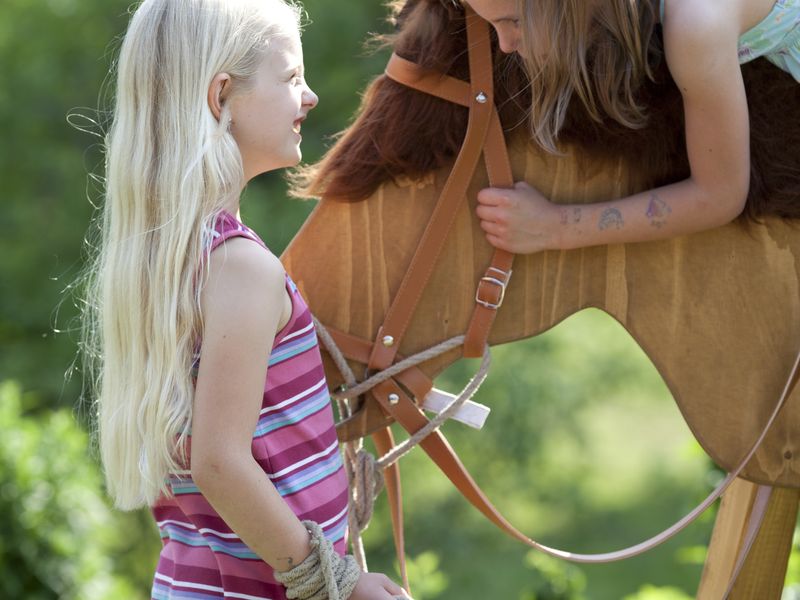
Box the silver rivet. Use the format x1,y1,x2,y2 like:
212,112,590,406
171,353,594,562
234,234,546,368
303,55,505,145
382,335,395,347
388,393,400,405
475,92,488,104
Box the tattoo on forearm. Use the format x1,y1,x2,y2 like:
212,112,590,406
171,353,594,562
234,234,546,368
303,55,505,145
560,206,583,225
598,207,624,231
278,556,295,570
645,192,671,228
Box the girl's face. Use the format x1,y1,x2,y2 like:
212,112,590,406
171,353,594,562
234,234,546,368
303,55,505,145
228,32,318,180
467,0,521,54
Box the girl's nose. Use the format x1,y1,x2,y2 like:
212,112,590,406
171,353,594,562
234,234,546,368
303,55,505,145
303,86,319,110
497,31,520,54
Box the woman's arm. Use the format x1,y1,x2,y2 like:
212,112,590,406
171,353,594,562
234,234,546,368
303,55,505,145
476,2,750,254
190,237,311,572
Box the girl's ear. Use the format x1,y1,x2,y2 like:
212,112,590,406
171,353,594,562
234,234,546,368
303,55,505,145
207,73,232,122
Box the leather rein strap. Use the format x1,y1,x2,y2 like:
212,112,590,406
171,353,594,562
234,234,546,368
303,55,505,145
366,6,513,371
335,5,800,570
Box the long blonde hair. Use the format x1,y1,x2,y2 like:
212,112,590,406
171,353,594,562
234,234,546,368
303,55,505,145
83,0,301,510
516,0,659,153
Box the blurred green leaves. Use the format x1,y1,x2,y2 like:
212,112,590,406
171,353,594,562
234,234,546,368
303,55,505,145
405,551,449,599
0,381,157,599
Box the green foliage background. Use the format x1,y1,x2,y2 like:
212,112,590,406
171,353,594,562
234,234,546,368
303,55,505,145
2,0,798,598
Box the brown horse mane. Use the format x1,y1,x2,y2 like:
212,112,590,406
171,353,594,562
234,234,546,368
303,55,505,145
294,0,800,220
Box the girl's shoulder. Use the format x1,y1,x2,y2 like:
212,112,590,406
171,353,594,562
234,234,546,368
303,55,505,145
661,0,742,83
201,234,288,340
202,212,287,314
661,0,739,41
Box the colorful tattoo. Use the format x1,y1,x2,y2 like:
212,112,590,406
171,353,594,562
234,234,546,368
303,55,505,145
645,193,671,228
598,208,624,230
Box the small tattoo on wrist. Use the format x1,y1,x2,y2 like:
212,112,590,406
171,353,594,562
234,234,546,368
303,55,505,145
645,193,671,228
560,206,582,225
598,208,624,230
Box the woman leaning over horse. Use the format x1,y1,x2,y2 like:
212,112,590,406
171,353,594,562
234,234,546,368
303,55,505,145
468,0,800,254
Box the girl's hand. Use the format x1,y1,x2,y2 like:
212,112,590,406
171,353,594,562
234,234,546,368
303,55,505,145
348,572,410,600
476,181,561,254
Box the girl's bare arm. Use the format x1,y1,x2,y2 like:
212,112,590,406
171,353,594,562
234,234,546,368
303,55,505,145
476,1,751,254
190,237,311,572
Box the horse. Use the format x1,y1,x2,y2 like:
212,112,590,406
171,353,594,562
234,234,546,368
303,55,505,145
281,0,800,590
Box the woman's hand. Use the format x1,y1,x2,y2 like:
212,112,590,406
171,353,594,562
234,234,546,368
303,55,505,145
476,181,562,254
348,572,411,600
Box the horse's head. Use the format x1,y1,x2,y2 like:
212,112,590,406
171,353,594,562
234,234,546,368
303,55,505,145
284,2,800,487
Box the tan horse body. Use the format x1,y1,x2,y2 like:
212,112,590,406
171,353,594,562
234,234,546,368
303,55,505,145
281,3,800,592
284,135,800,488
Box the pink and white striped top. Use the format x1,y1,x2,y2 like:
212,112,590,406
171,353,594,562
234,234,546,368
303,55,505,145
151,211,349,600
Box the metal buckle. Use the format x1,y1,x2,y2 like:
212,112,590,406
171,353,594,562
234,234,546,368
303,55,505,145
475,268,512,310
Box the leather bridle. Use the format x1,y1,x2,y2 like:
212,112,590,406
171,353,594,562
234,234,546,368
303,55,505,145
320,5,800,593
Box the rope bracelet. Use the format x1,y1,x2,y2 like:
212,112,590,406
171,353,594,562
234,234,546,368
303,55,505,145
273,521,362,600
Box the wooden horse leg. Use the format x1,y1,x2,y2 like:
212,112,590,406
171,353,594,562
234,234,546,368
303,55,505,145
697,477,799,599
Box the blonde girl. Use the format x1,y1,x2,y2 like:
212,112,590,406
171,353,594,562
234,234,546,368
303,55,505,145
467,0,800,253
84,0,407,598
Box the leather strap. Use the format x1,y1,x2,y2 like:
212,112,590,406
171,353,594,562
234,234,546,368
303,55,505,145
367,7,495,372
371,427,409,592
328,326,433,441
384,54,471,107
385,44,516,358
327,327,433,400
368,349,800,563
463,107,516,356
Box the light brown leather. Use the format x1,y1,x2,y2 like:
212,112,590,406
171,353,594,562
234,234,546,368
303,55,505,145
371,427,409,591
464,99,516,357
384,54,471,107
383,53,517,359
366,11,496,373
324,326,434,441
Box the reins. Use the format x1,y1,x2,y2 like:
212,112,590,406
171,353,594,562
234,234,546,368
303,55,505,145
315,317,491,580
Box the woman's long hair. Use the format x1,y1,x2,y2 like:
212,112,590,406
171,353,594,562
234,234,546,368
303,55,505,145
516,0,659,153
83,0,300,510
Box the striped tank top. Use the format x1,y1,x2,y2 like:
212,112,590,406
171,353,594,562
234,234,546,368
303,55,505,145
151,211,349,600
